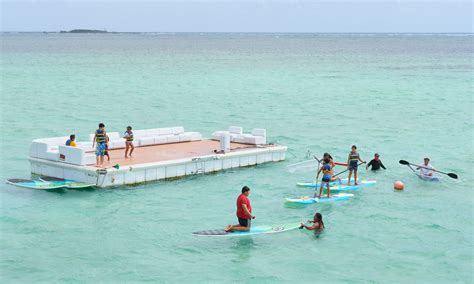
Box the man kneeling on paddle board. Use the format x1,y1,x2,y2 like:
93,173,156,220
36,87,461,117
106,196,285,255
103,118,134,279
225,186,255,232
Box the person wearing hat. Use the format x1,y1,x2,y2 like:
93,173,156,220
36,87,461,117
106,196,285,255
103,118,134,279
366,153,386,171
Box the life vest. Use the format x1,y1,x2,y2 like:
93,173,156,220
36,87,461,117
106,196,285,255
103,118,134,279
349,151,359,162
96,129,106,143
125,131,134,142
322,164,331,175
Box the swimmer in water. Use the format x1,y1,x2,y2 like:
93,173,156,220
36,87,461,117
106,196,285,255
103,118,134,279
299,212,325,232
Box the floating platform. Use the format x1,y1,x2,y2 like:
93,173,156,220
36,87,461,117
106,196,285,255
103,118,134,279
29,140,287,188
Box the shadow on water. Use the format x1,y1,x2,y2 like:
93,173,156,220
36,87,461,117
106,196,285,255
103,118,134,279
229,237,255,262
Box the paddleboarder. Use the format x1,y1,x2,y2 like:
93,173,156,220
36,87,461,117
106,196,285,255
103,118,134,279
347,145,365,185
316,157,334,198
225,186,255,232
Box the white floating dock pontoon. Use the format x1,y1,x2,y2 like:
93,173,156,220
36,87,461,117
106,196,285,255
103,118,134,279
28,126,287,187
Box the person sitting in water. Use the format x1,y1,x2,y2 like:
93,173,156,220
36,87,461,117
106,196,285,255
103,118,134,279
123,126,135,158
366,153,386,171
225,186,255,232
316,157,334,198
347,145,365,185
65,134,77,147
299,212,325,232
417,158,435,177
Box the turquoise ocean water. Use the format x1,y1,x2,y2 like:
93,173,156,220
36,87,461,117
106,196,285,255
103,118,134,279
1,33,473,282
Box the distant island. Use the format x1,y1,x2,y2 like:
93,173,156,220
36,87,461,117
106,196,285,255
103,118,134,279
60,29,107,33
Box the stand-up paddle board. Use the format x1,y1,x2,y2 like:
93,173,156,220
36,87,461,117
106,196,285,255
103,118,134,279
192,223,300,237
297,178,354,187
323,180,377,191
6,179,65,190
286,193,354,204
39,176,95,188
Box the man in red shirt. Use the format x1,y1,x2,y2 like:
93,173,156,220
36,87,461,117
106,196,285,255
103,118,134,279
224,186,255,232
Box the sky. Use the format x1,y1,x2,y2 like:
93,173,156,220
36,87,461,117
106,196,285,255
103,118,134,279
0,0,472,33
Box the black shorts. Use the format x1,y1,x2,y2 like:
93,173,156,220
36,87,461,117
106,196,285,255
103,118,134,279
238,217,251,227
349,162,358,171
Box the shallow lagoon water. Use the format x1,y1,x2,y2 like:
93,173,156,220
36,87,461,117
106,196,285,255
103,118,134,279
1,33,473,282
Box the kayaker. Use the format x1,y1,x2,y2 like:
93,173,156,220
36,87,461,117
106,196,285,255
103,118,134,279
224,186,255,232
316,157,334,198
65,134,77,147
299,212,325,232
417,158,435,177
347,145,365,185
92,123,107,166
366,153,386,171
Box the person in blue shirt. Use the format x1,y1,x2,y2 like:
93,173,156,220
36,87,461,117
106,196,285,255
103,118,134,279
65,135,76,147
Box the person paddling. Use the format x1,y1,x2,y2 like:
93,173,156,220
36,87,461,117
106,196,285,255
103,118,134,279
299,212,325,232
347,145,365,185
417,158,435,177
316,157,334,198
225,186,255,232
366,153,386,171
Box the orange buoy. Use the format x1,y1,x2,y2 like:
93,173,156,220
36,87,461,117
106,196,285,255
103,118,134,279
394,181,404,190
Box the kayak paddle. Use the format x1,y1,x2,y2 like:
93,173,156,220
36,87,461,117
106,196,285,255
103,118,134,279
398,160,458,179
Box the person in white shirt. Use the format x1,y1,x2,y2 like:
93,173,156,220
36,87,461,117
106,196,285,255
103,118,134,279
417,158,434,177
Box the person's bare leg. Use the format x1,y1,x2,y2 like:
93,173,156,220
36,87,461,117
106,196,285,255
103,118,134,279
347,171,353,185
229,225,250,232
125,145,129,158
96,156,99,166
129,145,134,157
326,183,331,198
354,170,358,185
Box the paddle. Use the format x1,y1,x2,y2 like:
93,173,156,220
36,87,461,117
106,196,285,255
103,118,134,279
399,160,458,179
333,161,366,177
313,156,321,185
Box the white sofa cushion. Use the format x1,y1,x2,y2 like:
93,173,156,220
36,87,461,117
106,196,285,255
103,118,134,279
109,140,126,149
138,137,155,146
147,128,160,137
229,126,243,134
133,129,147,138
154,136,168,144
211,131,229,140
166,135,180,143
172,127,185,135
158,128,173,135
188,132,202,141
251,128,266,137
108,132,120,140
178,132,192,142
45,150,59,161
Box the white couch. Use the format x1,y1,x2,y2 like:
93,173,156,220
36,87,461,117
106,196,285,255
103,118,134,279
212,127,267,145
88,127,202,147
29,136,69,161
59,145,96,166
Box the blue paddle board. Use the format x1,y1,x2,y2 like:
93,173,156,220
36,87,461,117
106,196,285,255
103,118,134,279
297,178,354,187
39,176,95,188
6,179,65,190
324,180,377,191
192,223,300,237
286,193,354,204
